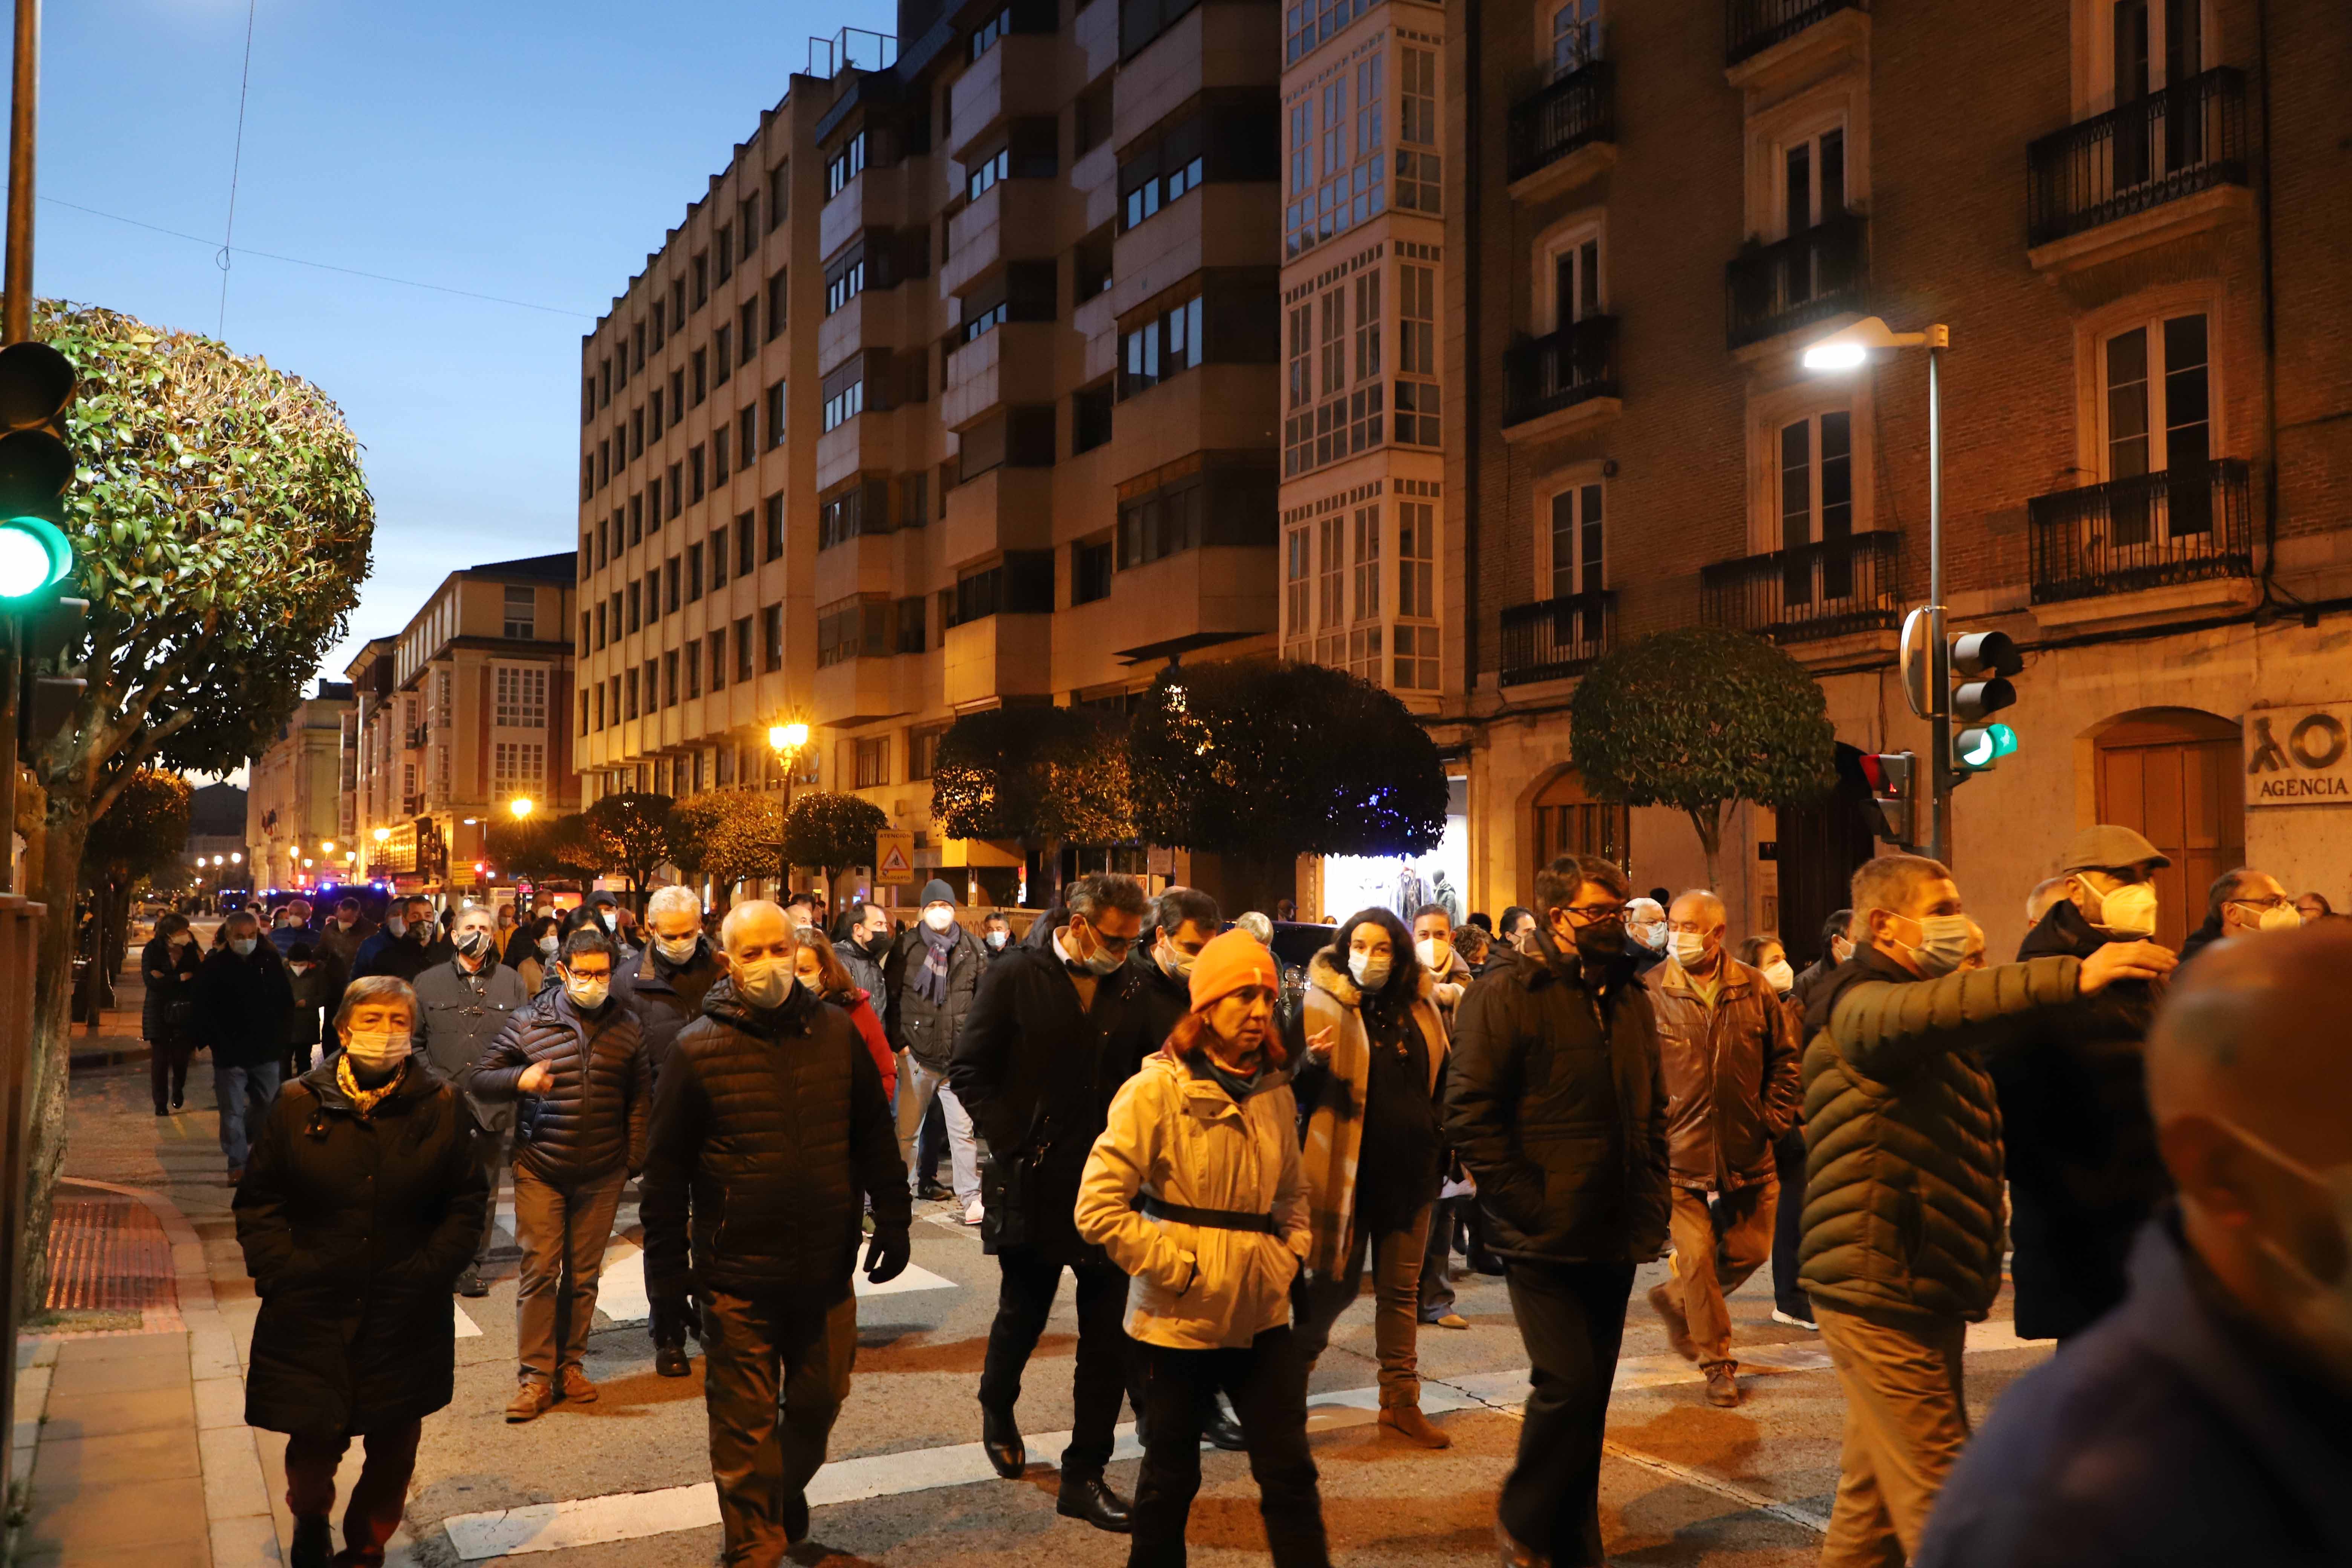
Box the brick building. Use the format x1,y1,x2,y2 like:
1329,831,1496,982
1439,0,2352,960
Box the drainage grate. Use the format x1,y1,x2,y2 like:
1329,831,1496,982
43,1196,178,1314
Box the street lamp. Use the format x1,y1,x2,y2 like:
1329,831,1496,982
372,826,390,844
1802,315,1954,863
509,796,535,819
767,720,813,894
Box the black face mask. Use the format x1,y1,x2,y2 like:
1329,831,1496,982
1570,922,1624,961
409,921,434,944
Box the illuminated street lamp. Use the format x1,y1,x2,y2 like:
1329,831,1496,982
767,719,814,893
509,796,535,819
372,826,391,844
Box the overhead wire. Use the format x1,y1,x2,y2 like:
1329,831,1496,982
216,0,259,335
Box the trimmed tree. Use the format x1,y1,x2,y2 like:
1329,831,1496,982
80,768,194,998
484,813,579,887
1567,625,1838,888
1126,660,1448,908
784,791,890,903
571,792,676,905
20,303,374,1312
670,789,786,910
931,706,1133,905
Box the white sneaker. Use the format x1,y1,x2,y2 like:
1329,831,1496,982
963,1198,986,1226
1771,1308,1819,1331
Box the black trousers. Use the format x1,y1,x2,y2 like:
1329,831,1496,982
1770,1125,1811,1319
149,1035,193,1112
1130,1326,1329,1568
978,1245,1134,1479
701,1291,856,1568
1501,1260,1635,1568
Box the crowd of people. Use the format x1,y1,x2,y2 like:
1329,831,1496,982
135,841,2352,1568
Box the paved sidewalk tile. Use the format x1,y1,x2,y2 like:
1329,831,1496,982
23,1471,210,1552
46,1348,193,1399
31,1425,202,1490
39,1383,196,1441
202,1420,275,1522
194,1371,248,1430
214,1509,288,1567
50,1331,185,1364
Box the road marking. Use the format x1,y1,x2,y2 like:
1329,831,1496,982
436,1318,2049,1559
455,1302,481,1339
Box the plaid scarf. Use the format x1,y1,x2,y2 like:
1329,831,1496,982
335,1053,400,1119
915,920,959,1006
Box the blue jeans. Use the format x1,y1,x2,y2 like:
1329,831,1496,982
215,1060,282,1171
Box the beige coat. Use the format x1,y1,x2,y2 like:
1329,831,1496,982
1075,1050,1312,1351
1295,954,1450,1273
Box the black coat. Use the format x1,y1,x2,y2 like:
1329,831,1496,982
618,939,724,1084
882,923,986,1070
355,931,456,983
948,939,1154,1257
140,936,200,1042
1995,900,2171,1339
1442,933,1671,1265
640,978,909,1303
411,957,532,1133
191,943,296,1069
233,1057,487,1435
470,988,649,1185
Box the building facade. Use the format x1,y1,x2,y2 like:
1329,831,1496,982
1440,0,2352,962
246,686,355,897
574,1,1285,905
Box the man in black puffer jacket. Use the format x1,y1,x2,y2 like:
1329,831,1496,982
470,928,648,1422
642,901,911,1565
1445,854,1669,1568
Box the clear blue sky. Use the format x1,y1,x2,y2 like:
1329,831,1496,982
31,0,890,696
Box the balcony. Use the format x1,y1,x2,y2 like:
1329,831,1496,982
2028,459,2252,614
2026,68,2250,271
1726,213,1866,351
1506,60,1615,204
1502,317,1620,443
1499,591,1615,686
1702,531,1900,644
1726,0,1863,69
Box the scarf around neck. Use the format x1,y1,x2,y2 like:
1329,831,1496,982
916,920,959,1006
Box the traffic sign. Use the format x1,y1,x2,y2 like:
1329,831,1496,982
874,829,914,886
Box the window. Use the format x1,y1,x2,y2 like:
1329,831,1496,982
818,485,875,550
1351,504,1381,623
766,378,787,446
651,300,666,350
1075,78,1114,155
763,494,785,560
1284,0,1372,63
1547,231,1603,332
1777,412,1855,606
684,641,702,699
970,6,1012,59
624,666,640,719
896,594,926,652
2102,312,2212,542
649,386,664,438
854,736,889,789
767,161,790,230
630,406,645,459
1075,225,1115,300
827,132,866,198
493,741,546,796
709,525,729,589
692,349,708,406
738,302,758,364
1547,482,1604,599
1285,524,1312,638
687,542,705,602
666,556,683,614
908,724,945,781
691,252,709,310
1395,46,1441,212
1284,51,1385,259
1392,624,1438,691
665,463,682,520
897,471,928,530
1117,459,1276,570
1394,263,1440,446
966,145,1011,203
766,270,789,340
708,627,728,691
738,405,756,462
1120,117,1204,232
502,585,536,639
823,375,864,431
715,225,734,284
826,250,867,314
1398,499,1436,619
1552,0,1601,80
689,445,706,504
737,509,757,576
736,615,755,681
1782,124,1847,238
493,665,548,728
1073,538,1114,604
594,601,608,649
1318,512,1345,642
713,325,732,385
663,651,679,706
1072,384,1113,454
712,428,729,486
1119,293,1202,398
763,604,784,671
738,197,758,255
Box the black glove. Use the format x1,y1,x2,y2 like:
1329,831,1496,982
863,1228,910,1285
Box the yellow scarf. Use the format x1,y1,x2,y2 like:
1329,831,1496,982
335,1053,400,1119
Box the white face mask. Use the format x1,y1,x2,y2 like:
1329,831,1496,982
344,1027,411,1073
1669,932,1711,968
2080,877,2159,938
1631,923,1666,953
230,937,258,957
733,955,793,1009
654,932,700,965
923,905,954,933
564,972,611,1010
2258,903,2301,933
1348,949,1392,991
1158,940,1195,978
289,961,314,976
2215,1117,2352,1384
384,914,406,938
1761,959,1796,994
1414,937,1452,974
1831,934,1856,964
1891,912,1973,978
536,935,559,956
985,930,1008,951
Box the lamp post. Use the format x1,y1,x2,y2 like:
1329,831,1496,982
767,720,810,896
1802,316,1952,864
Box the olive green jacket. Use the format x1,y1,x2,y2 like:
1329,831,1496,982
1798,948,2081,1324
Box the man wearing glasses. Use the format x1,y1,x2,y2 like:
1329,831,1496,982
2181,867,2301,962
1446,854,1671,1568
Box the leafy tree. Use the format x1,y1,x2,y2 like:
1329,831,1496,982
1126,659,1448,861
80,768,193,887
785,791,890,900
1567,626,1838,887
572,792,676,905
671,789,785,910
484,812,578,886
20,302,374,1313
931,706,1132,905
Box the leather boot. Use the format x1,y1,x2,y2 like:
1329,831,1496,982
1056,1474,1133,1533
1379,1404,1453,1449
980,1401,1026,1478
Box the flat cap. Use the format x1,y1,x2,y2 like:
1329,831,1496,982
2057,824,2170,874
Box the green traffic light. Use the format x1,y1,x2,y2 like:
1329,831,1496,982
1990,723,2018,759
0,514,70,600
1956,726,1997,770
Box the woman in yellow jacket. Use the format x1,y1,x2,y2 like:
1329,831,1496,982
1076,929,1329,1568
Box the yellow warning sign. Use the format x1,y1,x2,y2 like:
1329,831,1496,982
875,829,915,886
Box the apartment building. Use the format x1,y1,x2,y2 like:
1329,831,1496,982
247,684,355,896
1441,0,2352,960
346,554,579,896
574,1,1284,903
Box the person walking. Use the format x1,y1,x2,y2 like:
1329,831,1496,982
642,901,911,1566
2179,865,2299,960
1913,923,2352,1568
355,896,452,983
836,901,892,997
1992,825,2177,1343
1644,891,1802,1407
191,910,296,1184
141,912,202,1116
1075,928,1329,1568
412,903,531,1300
1798,853,2172,1568
1408,903,1477,1332
1789,909,1853,1008
283,941,343,1080
884,879,987,1223
513,914,562,994
949,873,1152,1531
1290,908,1454,1449
1740,934,1815,1331
234,974,488,1568
469,927,650,1422
1446,854,1670,1568
315,897,377,976
794,928,897,1099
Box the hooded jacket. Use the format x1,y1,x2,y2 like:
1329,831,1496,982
639,977,910,1303
1649,954,1803,1192
1442,932,1670,1265
233,1055,487,1435
1798,943,2081,1323
1076,1046,1312,1350
468,986,649,1184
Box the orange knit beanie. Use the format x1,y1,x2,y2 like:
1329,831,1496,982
1188,928,1279,1011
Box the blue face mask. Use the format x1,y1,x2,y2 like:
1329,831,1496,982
230,937,257,957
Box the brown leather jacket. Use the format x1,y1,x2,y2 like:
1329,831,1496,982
1649,954,1802,1192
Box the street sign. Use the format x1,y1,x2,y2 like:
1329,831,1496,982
874,829,914,885
2245,702,2352,807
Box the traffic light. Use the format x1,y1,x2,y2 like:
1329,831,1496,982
19,594,86,750
1950,630,2024,780
1858,750,1917,847
0,340,78,605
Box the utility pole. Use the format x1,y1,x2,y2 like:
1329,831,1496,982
1925,338,1950,867
0,0,36,894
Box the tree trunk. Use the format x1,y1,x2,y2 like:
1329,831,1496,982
1686,803,1726,892
21,780,94,1316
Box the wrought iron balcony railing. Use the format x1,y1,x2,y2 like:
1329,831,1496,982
1701,531,1900,643
1726,213,1866,349
2027,67,2248,247
1503,317,1619,428
1499,590,1615,686
2027,459,2252,604
1726,0,1863,67
1506,59,1614,185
